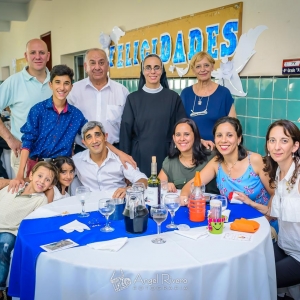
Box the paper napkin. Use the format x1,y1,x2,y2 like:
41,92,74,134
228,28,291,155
87,237,128,252
174,229,209,240
228,192,243,204
59,220,90,233
230,218,260,233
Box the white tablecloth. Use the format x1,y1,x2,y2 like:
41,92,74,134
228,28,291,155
26,193,276,300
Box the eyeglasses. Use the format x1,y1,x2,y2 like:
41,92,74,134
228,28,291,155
143,65,162,72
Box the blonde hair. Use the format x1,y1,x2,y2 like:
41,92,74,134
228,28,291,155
190,51,215,69
31,161,58,186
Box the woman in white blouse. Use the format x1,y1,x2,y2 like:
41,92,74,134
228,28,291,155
263,120,300,290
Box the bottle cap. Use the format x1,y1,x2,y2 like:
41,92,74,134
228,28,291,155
194,171,202,187
152,156,156,163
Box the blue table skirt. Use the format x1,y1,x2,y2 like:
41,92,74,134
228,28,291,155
9,203,262,300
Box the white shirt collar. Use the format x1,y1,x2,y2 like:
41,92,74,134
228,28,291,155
142,84,163,93
86,76,111,91
276,161,296,182
82,147,116,165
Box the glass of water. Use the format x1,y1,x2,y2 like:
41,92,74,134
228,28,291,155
150,204,168,244
164,194,180,229
98,199,116,232
211,195,227,211
76,186,91,217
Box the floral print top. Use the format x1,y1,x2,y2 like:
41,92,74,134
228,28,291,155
216,153,270,205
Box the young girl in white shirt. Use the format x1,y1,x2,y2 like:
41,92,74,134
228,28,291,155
263,120,300,290
52,156,75,201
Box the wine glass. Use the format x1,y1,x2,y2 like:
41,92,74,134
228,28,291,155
98,199,116,232
212,195,227,211
160,180,168,203
164,194,180,229
150,204,168,244
76,186,91,217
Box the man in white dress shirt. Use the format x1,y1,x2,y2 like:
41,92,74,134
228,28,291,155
68,48,129,152
73,121,147,198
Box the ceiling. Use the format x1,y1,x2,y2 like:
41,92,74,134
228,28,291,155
0,0,47,32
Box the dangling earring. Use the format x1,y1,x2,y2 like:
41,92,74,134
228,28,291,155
292,152,295,158
174,145,176,148
268,152,270,156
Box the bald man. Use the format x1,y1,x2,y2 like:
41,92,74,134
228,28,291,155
68,48,129,152
0,39,52,175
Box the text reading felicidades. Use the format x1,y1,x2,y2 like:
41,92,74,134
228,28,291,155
109,20,239,68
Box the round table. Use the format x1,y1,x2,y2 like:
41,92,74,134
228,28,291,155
11,191,277,300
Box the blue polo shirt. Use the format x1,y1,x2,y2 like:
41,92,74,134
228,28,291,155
0,66,51,141
21,97,87,159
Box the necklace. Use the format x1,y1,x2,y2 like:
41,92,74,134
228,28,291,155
179,155,194,168
224,160,238,177
190,95,210,117
197,96,204,105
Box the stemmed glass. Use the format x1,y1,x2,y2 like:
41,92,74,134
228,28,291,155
212,195,228,211
164,194,180,229
98,199,116,232
160,180,168,203
150,204,168,244
76,186,91,217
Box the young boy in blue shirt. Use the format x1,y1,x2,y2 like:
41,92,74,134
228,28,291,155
10,65,87,192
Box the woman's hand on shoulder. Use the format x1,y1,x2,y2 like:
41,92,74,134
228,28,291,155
201,139,215,150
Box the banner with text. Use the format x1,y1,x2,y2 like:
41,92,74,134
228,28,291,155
109,2,243,78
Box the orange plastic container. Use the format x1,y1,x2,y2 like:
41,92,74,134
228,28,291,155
189,171,206,222
189,199,206,222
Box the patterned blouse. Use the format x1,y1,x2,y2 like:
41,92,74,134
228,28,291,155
216,152,270,205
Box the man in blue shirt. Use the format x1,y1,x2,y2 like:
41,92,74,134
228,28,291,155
9,65,87,192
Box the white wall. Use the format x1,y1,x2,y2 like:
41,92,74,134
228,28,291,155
0,0,299,79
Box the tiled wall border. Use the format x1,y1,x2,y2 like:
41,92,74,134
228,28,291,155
115,75,300,155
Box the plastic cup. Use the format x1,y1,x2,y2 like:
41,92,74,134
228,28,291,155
208,216,226,234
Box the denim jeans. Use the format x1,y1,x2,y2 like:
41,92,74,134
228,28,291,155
0,233,16,290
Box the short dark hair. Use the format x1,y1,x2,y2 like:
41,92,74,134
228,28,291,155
212,116,247,163
31,161,58,186
50,64,74,82
169,118,210,165
52,156,75,193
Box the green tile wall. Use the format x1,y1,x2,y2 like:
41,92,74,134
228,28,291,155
115,76,300,155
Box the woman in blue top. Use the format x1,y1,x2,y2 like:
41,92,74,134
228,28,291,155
181,51,236,142
181,117,273,209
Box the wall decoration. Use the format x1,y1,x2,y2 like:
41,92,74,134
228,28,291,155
108,2,243,78
212,25,267,96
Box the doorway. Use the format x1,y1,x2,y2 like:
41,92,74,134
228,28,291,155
40,31,52,71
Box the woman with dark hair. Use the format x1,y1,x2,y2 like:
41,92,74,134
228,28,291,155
262,120,300,290
181,117,272,207
120,54,187,177
158,118,219,194
51,156,75,201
